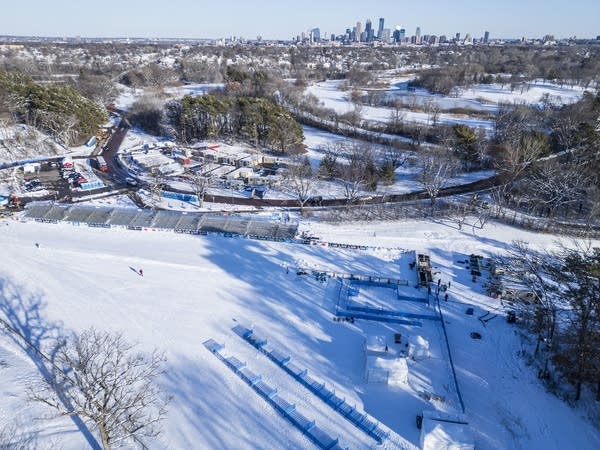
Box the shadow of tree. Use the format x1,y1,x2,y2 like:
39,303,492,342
195,234,428,444
0,277,101,449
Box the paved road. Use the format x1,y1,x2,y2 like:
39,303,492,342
5,113,505,211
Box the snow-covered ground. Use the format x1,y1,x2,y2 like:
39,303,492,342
458,80,588,107
385,78,589,112
114,83,224,111
306,80,496,132
305,79,591,134
1,216,598,449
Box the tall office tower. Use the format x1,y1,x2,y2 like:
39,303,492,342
378,18,385,39
355,22,362,42
399,28,406,41
416,26,422,44
365,19,372,41
393,27,401,43
455,32,461,42
311,28,321,43
483,31,490,43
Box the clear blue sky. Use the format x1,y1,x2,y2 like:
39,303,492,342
1,0,598,40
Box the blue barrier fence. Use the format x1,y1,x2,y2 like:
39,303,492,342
232,326,390,444
161,190,199,205
203,339,344,450
396,292,429,303
346,303,440,322
434,298,466,413
80,180,105,191
336,310,422,326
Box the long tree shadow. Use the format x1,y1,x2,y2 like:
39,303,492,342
195,234,426,443
0,277,101,450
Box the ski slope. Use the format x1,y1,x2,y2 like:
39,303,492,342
0,216,599,449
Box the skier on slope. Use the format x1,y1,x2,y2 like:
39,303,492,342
139,268,143,276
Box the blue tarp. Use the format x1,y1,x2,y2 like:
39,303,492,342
161,190,199,205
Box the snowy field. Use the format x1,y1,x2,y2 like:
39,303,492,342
305,80,496,132
386,78,589,112
305,79,590,133
1,216,599,449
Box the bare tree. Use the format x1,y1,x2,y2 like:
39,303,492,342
418,152,456,208
501,241,559,374
388,100,406,132
336,143,378,204
31,328,169,450
524,161,590,217
149,168,164,209
187,170,212,207
382,144,409,169
494,134,547,204
546,243,600,401
0,420,36,449
283,156,314,211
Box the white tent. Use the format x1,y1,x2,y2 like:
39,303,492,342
365,352,408,385
409,334,430,360
420,411,475,450
365,335,387,355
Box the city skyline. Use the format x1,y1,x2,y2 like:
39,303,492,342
0,0,598,40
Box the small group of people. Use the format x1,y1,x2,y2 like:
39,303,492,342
435,278,451,301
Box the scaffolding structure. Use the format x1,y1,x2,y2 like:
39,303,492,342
22,202,298,240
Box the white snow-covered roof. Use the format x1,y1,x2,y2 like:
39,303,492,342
366,355,408,385
365,335,387,353
421,411,474,450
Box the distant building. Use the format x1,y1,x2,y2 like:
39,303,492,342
378,18,385,39
355,21,362,42
483,30,490,44
365,19,374,41
381,29,391,43
310,28,321,43
416,26,422,44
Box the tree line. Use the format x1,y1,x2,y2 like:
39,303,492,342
501,241,600,402
0,69,106,145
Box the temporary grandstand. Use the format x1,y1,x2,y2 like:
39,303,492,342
21,202,298,240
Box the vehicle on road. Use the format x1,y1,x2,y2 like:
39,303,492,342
125,176,138,186
91,155,108,173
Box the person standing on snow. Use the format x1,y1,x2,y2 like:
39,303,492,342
139,268,143,276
